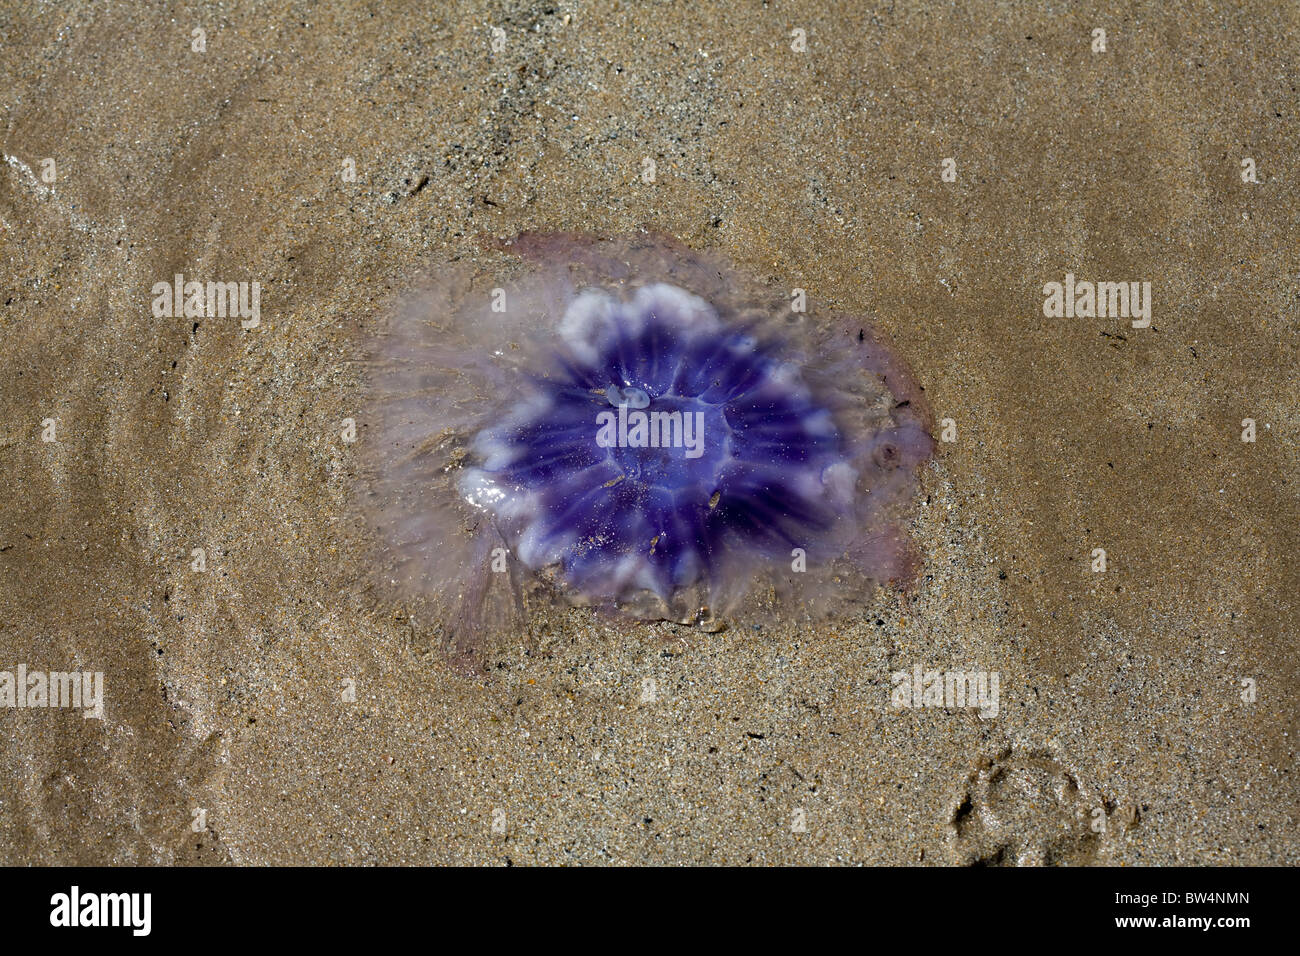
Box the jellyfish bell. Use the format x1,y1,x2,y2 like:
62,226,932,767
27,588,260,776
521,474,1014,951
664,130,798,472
361,232,933,667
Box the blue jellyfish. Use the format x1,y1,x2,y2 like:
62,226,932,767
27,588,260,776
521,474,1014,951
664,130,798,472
363,233,932,665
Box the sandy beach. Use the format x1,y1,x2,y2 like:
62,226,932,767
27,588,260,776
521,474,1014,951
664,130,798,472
0,0,1296,864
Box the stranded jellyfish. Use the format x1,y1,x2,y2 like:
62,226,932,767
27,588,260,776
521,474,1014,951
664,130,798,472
362,232,932,665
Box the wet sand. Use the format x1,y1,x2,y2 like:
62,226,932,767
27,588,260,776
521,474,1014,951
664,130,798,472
0,0,1296,864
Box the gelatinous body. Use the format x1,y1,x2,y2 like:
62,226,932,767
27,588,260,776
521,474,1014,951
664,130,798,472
363,233,932,662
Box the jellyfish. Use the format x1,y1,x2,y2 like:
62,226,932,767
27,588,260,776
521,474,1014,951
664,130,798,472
361,232,933,666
